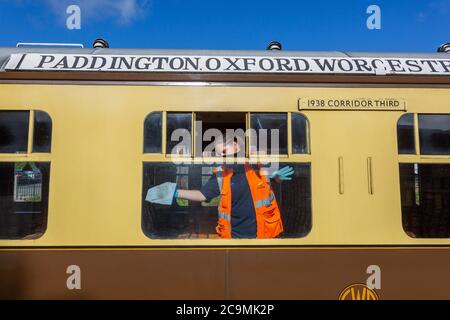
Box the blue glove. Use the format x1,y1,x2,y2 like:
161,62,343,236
269,166,294,181
145,182,177,205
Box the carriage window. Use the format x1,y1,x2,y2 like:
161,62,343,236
400,163,450,238
0,162,50,239
0,111,29,153
418,114,450,155
0,110,52,240
397,113,415,154
33,111,52,153
144,111,309,157
292,113,309,154
250,113,287,155
142,162,311,239
143,112,162,153
166,112,192,156
142,111,311,240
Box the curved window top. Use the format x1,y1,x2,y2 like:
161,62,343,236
397,113,415,155
0,110,52,154
143,112,162,153
33,111,52,153
291,113,309,154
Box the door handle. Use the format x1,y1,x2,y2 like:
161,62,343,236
338,156,344,194
367,157,374,195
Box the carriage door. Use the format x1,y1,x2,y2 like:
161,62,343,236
303,97,405,243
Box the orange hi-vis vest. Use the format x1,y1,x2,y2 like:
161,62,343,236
213,164,283,239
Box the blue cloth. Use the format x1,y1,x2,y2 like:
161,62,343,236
201,164,257,239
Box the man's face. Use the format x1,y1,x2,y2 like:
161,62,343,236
214,140,240,156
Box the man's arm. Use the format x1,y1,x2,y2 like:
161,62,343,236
146,175,218,205
176,173,220,202
176,189,207,202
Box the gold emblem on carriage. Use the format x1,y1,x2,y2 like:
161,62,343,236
338,283,379,300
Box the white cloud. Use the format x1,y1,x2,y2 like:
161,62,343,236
416,0,450,22
44,0,151,25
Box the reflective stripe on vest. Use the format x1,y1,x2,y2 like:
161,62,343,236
216,166,275,209
255,192,275,208
218,211,230,221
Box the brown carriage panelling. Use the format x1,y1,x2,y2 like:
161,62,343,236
227,249,450,300
0,250,227,300
1,248,450,300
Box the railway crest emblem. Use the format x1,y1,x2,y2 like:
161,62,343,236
338,283,379,300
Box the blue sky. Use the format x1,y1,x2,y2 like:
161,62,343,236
0,0,449,52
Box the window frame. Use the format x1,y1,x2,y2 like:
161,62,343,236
418,113,450,156
143,111,311,161
0,109,53,157
143,111,163,154
141,161,313,240
397,112,450,160
141,110,312,242
397,112,450,239
0,109,53,240
165,112,193,157
396,113,416,155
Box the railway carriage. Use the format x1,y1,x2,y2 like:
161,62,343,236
0,44,449,299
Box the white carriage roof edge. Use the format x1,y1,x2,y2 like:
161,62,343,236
0,46,449,71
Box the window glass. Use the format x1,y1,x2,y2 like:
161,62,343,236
418,114,450,155
397,113,415,154
0,111,29,153
0,162,50,239
400,163,450,238
33,111,52,153
142,162,311,239
291,113,309,154
250,113,287,155
166,113,192,156
143,112,162,153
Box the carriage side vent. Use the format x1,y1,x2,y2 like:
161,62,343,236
437,43,450,53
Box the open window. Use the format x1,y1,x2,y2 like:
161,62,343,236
195,112,246,157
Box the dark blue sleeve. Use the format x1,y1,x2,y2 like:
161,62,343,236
200,176,221,201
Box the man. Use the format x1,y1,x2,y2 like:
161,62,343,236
146,135,294,239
